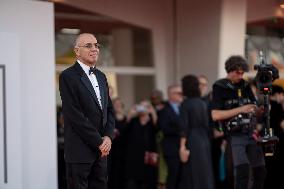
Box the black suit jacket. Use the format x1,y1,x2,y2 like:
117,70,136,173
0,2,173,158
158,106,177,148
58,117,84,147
59,62,115,163
158,102,181,158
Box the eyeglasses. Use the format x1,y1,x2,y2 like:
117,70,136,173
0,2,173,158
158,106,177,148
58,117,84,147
172,91,183,95
76,43,101,49
199,82,208,86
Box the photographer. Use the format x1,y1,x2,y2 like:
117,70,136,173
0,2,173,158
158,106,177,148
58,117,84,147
211,56,266,189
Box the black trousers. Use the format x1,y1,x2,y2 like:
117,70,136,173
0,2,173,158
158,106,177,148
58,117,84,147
164,157,181,189
230,135,266,189
66,157,107,189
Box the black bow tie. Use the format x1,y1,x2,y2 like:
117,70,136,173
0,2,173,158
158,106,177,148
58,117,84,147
89,67,96,75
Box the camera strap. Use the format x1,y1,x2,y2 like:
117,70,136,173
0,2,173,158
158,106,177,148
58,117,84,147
215,78,249,91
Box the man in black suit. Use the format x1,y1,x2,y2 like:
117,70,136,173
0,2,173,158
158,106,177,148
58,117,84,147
59,33,115,189
158,85,183,189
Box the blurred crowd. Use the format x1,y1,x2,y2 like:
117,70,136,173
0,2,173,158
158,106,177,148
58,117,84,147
56,74,284,189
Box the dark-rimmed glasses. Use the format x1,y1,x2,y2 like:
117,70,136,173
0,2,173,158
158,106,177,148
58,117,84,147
76,43,101,49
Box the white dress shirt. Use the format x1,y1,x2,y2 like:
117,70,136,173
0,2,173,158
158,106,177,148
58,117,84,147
78,60,103,109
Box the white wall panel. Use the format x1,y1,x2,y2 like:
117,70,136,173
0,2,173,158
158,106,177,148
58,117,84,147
0,1,56,189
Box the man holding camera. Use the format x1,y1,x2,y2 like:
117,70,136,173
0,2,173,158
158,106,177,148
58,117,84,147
211,56,266,189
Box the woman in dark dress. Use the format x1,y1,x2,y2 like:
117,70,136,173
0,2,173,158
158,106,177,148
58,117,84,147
179,74,215,189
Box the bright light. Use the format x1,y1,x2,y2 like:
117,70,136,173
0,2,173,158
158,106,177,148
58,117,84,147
280,4,284,9
60,28,81,35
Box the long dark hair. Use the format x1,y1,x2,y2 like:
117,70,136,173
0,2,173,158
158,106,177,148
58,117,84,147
182,74,201,98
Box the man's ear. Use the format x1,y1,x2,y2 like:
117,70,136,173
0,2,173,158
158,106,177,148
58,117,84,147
74,47,80,57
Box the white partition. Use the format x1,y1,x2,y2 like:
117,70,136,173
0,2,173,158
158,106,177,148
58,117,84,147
0,1,56,189
0,33,22,189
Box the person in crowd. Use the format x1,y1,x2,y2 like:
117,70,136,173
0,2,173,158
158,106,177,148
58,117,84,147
57,106,66,189
59,33,115,189
156,130,167,189
108,85,115,100
150,90,166,112
248,79,264,140
124,100,158,189
178,74,215,189
158,85,183,189
198,74,226,189
211,55,266,189
198,74,225,138
149,89,167,188
198,75,209,98
264,85,284,189
108,97,128,189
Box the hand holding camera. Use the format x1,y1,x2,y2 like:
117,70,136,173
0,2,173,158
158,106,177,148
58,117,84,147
135,104,148,113
239,104,257,114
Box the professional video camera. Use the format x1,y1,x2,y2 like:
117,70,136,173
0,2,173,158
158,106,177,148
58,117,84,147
254,51,279,95
253,51,279,155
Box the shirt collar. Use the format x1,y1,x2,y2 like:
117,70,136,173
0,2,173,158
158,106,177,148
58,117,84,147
169,102,180,115
77,60,95,76
169,102,179,108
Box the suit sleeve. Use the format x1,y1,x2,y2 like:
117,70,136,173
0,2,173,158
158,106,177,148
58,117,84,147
103,76,115,140
59,72,103,150
158,108,180,136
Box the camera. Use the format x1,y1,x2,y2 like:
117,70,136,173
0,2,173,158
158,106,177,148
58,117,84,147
253,51,279,94
136,105,148,113
253,51,279,154
226,113,253,132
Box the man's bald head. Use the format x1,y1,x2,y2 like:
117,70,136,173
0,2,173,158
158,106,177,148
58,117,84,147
74,33,99,67
74,33,96,47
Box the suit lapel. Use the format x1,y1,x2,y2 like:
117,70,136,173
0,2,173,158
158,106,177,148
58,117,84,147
73,62,102,111
81,75,102,111
94,70,105,110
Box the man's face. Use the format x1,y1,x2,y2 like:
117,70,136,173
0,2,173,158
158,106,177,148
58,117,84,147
198,77,208,97
113,99,123,113
168,86,183,103
276,93,284,103
228,69,244,84
151,94,162,106
74,34,99,66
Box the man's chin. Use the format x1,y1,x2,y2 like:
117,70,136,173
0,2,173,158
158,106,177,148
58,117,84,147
88,59,97,65
231,79,241,84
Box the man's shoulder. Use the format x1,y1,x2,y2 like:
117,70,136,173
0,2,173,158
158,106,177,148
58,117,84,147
213,78,229,87
157,102,169,115
162,102,173,110
96,68,106,78
213,78,245,91
212,79,227,94
61,63,76,74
